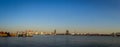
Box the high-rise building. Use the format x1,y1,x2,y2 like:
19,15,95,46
65,30,70,35
53,29,56,35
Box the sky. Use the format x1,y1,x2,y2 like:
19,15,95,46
0,0,120,33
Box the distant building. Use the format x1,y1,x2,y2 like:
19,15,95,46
40,32,44,35
53,29,56,35
35,31,39,35
116,32,120,36
65,30,70,35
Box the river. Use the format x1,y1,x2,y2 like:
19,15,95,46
0,35,120,47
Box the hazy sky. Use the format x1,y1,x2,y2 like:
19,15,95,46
0,0,120,33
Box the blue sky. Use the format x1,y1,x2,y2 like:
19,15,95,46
0,0,120,33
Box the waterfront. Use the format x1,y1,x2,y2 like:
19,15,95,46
0,35,120,47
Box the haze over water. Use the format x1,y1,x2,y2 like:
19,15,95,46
0,0,120,33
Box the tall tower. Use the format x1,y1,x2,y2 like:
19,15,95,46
53,29,56,35
65,30,70,35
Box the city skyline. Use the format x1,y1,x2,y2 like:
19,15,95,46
0,0,120,33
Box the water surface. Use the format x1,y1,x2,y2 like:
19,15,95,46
0,35,120,47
